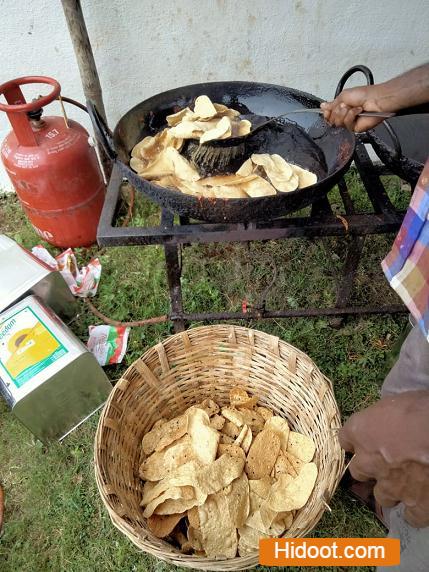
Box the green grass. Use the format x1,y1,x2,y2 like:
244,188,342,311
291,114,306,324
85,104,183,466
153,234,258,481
0,174,409,571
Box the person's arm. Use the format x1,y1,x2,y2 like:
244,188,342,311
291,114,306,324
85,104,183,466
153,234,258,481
340,390,429,527
320,62,429,132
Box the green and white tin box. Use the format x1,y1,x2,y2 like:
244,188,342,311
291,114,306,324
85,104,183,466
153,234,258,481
0,295,112,443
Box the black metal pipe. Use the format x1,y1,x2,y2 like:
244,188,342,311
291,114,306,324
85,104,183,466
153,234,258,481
171,305,407,322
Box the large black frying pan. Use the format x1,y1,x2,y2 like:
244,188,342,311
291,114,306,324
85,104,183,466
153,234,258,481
89,79,356,223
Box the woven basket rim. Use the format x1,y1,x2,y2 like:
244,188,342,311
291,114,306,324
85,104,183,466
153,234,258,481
94,324,344,570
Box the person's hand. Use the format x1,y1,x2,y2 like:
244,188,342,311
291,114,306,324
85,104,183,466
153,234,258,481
339,391,429,528
321,64,429,132
320,85,386,132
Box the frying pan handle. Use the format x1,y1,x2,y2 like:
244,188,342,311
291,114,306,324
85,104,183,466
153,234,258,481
370,120,403,162
335,66,402,161
87,99,116,160
334,65,374,97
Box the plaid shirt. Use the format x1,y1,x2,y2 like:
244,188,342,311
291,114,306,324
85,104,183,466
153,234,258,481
382,159,429,339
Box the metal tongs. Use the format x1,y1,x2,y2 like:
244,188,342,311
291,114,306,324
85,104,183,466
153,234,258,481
206,106,426,147
205,109,397,148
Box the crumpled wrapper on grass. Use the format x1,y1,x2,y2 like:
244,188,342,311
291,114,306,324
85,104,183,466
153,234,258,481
31,244,58,269
32,245,101,297
87,325,130,366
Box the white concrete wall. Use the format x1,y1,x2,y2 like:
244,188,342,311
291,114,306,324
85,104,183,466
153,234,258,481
0,0,428,190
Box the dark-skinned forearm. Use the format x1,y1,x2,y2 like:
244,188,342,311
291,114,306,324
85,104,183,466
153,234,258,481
374,62,429,112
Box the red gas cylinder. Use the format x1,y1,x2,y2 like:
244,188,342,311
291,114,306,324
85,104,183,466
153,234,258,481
0,76,105,247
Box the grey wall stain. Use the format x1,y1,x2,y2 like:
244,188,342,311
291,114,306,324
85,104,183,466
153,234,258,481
236,58,252,73
295,0,306,14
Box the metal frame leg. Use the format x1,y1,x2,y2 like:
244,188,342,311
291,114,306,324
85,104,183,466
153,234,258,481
161,209,186,332
164,243,186,332
330,236,365,327
311,195,333,218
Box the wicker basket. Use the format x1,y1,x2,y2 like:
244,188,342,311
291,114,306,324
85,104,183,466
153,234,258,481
94,325,344,571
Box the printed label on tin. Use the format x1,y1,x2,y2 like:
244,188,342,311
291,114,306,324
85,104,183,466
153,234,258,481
0,306,68,388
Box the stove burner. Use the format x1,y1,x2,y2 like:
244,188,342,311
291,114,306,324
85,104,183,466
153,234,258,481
97,137,406,332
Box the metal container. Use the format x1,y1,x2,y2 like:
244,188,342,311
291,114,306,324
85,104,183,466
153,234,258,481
0,234,76,317
0,295,112,443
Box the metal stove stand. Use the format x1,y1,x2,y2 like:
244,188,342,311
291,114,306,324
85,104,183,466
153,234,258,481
97,139,407,332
